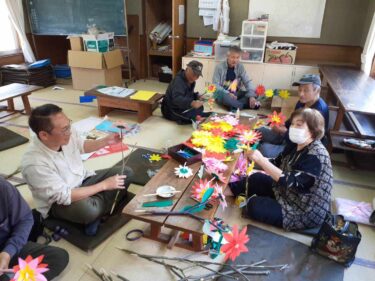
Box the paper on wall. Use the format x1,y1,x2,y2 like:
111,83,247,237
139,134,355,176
199,9,216,17
179,5,185,25
203,16,214,26
199,0,218,9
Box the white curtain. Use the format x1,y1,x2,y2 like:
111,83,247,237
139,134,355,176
361,12,375,75
5,0,35,63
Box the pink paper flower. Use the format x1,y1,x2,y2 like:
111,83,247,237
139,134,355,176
12,255,49,281
221,225,249,261
191,179,218,200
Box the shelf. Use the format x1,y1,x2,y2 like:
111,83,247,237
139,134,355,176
242,47,264,51
149,48,172,57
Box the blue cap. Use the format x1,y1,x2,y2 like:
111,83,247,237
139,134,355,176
292,74,321,87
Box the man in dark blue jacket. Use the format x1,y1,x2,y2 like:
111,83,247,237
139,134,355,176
258,74,329,158
161,60,210,124
0,177,68,281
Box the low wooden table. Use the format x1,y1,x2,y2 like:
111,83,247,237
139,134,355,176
123,116,256,251
85,88,163,123
0,83,41,118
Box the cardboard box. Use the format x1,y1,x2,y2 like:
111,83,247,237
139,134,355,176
168,144,202,165
82,32,115,52
67,36,83,51
264,48,297,64
68,49,124,90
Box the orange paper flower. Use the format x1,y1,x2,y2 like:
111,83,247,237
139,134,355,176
207,84,217,93
221,225,249,261
267,111,286,127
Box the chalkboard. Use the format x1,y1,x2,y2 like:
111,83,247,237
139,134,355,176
27,0,127,35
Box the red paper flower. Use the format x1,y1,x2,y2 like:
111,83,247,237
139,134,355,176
233,124,251,135
255,84,265,96
267,111,286,127
207,84,217,93
203,151,228,161
221,225,249,261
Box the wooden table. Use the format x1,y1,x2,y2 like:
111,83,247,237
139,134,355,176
84,88,163,123
0,83,41,118
123,116,256,251
319,65,375,152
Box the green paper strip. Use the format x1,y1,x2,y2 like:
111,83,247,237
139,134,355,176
142,200,173,208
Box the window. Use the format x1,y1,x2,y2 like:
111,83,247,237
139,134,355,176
0,0,20,53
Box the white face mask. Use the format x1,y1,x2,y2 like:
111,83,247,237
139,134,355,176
289,127,309,144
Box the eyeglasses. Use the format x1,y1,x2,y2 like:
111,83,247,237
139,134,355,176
49,119,72,136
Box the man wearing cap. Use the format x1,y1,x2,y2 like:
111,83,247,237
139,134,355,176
212,46,260,110
258,74,329,158
161,60,210,124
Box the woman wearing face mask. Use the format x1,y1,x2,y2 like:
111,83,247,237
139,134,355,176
230,108,333,230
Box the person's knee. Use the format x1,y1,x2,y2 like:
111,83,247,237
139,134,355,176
44,246,69,279
122,166,134,179
74,199,103,224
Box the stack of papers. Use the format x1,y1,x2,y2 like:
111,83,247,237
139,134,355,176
97,86,135,98
199,0,218,26
130,91,157,101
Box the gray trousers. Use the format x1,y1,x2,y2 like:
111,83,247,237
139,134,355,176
50,166,133,225
216,90,250,110
258,127,286,158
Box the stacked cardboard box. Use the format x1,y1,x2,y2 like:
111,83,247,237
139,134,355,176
67,37,123,90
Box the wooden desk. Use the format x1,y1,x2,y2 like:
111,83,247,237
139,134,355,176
123,116,256,251
319,66,375,152
0,83,41,118
85,88,163,123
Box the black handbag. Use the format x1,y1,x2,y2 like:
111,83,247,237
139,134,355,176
311,214,361,267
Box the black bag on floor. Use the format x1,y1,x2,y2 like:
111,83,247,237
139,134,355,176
28,209,45,242
311,214,361,267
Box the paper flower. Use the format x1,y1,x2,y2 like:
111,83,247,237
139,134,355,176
212,115,239,126
203,152,227,161
206,136,227,153
206,84,217,93
174,164,193,178
208,98,215,111
203,157,228,172
149,154,162,162
228,79,238,93
265,89,274,98
255,84,265,97
191,179,218,200
221,225,249,261
246,161,255,176
191,130,213,147
216,184,227,210
267,111,286,127
12,255,49,281
201,122,217,131
224,138,240,152
253,119,266,129
278,89,290,99
239,130,262,145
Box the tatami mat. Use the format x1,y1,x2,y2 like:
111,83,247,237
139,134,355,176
1,80,374,280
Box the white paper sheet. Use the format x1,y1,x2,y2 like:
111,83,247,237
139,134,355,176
72,117,104,135
199,0,218,9
179,5,185,25
199,9,216,17
97,86,135,98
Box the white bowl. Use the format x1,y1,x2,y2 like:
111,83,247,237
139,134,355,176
156,185,176,198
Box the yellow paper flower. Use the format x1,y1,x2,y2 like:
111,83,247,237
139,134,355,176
246,161,255,175
216,121,233,132
265,89,274,98
253,119,266,129
206,84,217,93
200,122,216,131
149,154,162,162
278,89,290,99
206,136,226,153
191,130,213,147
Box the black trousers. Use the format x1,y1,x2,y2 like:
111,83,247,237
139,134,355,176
230,172,283,228
0,242,69,281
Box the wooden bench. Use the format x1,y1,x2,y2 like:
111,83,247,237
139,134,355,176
319,65,375,153
84,87,163,123
0,83,42,119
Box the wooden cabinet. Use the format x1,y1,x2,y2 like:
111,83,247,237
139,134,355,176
243,63,265,87
293,65,320,82
145,0,186,79
263,64,294,89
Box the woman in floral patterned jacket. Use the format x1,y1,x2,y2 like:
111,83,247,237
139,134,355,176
230,108,333,230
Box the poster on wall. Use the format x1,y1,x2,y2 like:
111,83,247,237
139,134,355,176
248,0,326,38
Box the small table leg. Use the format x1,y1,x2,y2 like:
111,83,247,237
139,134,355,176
333,106,345,131
7,99,15,111
150,223,161,240
21,95,32,115
192,234,203,252
137,104,152,123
